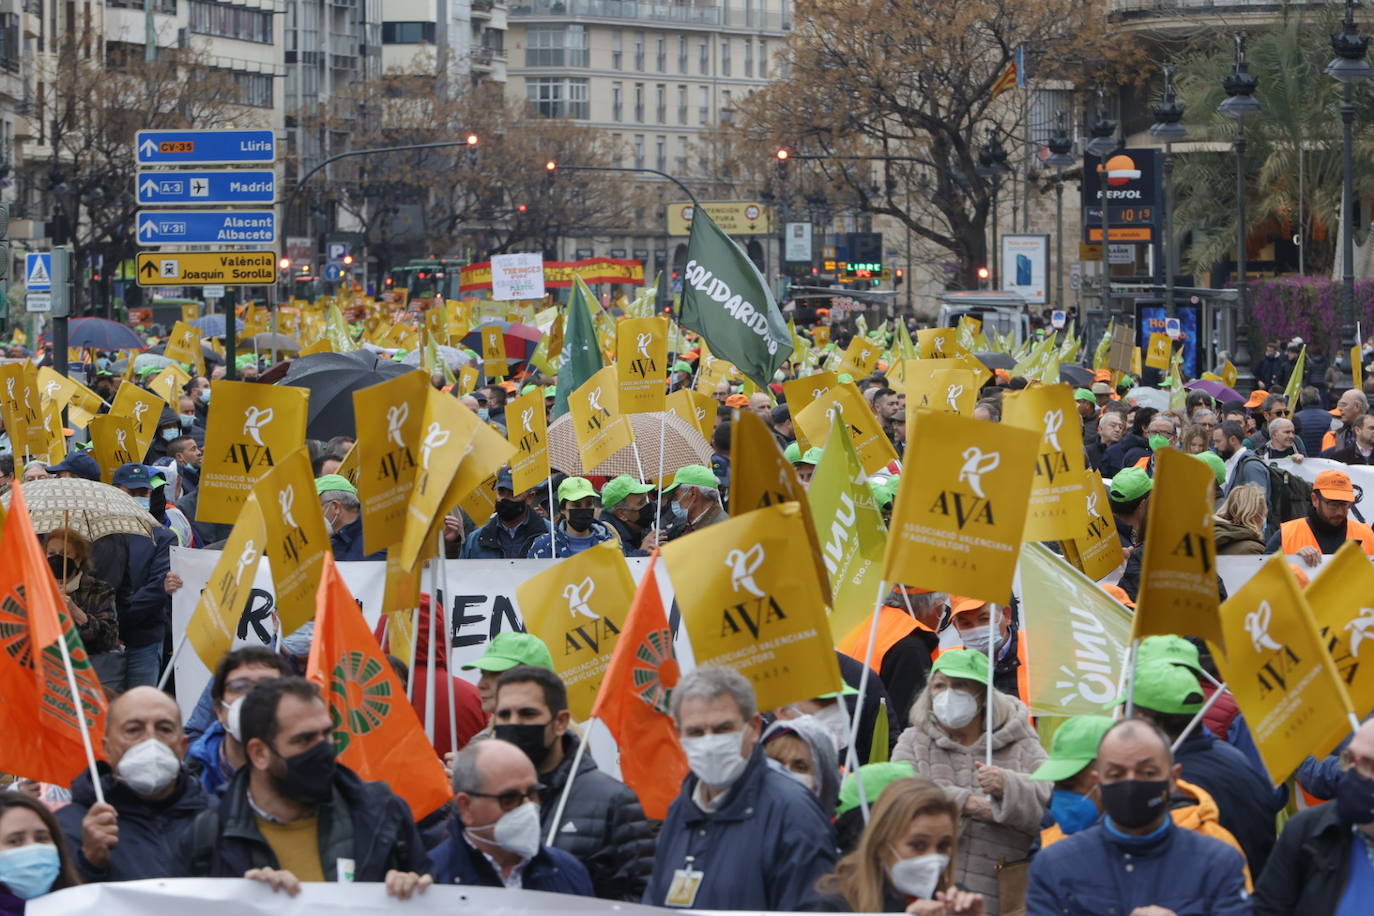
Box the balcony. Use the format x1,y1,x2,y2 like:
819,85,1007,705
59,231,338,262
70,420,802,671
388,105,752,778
1108,0,1318,29
472,0,505,20
511,0,733,28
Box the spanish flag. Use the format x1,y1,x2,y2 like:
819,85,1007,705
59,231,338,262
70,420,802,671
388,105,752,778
991,59,1018,98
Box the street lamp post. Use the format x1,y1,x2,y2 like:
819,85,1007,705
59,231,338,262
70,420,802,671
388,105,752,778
1086,91,1120,319
977,130,1011,288
1328,0,1371,375
1149,68,1187,319
1045,114,1076,311
1219,34,1260,366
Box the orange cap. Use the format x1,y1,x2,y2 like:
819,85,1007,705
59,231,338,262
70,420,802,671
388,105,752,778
1244,390,1267,409
1100,583,1136,608
724,393,749,407
949,595,987,614
1093,369,1113,383
1314,469,1356,502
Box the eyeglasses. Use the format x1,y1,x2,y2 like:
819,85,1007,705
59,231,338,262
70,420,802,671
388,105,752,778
467,785,544,811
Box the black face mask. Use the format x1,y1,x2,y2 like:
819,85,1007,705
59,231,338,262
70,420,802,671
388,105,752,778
493,722,555,768
495,498,526,522
634,501,657,528
48,555,75,580
1100,778,1169,829
1336,768,1374,825
566,508,597,532
271,740,337,806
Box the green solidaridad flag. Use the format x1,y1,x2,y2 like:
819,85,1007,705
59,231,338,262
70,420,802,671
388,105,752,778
680,205,792,389
809,413,887,642
553,275,604,418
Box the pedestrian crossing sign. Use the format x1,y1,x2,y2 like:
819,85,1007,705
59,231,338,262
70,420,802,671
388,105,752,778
25,252,51,291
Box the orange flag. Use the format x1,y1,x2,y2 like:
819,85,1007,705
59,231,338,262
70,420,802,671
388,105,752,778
589,550,687,819
306,553,452,819
0,483,107,785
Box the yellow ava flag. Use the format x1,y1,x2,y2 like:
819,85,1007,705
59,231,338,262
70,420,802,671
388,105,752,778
663,502,842,711
1132,446,1224,649
148,364,191,410
36,368,103,430
1304,541,1374,719
902,366,980,417
188,492,267,668
616,317,668,414
87,415,139,482
0,363,39,459
110,381,167,462
569,366,635,473
782,371,838,451
255,447,331,636
35,398,63,464
1145,332,1172,370
396,388,480,570
506,388,551,494
457,364,480,396
917,327,966,360
1002,384,1089,542
836,336,881,378
446,410,516,525
665,388,714,444
794,382,897,475
1214,556,1359,784
198,380,310,525
1060,470,1125,581
481,324,508,378
353,370,430,556
729,409,830,603
516,541,637,719
884,409,1040,603
163,321,206,376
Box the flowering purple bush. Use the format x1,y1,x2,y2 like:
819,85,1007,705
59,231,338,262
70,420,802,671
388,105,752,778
1249,277,1374,349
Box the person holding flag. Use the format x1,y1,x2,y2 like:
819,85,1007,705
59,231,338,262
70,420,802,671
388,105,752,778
598,474,658,556
527,477,619,558
316,474,385,562
662,464,727,539
460,469,551,560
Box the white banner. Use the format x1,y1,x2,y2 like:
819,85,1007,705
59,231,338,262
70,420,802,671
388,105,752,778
168,549,683,721
1272,456,1374,524
490,252,546,301
31,878,736,916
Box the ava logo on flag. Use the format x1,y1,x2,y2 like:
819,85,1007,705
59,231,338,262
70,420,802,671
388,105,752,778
521,407,535,433
278,487,298,530
114,428,129,451
564,576,598,619
1346,607,1374,657
235,541,260,584
1245,601,1284,654
636,332,654,360
420,421,449,469
328,651,395,751
725,544,766,597
242,406,274,446
958,447,1001,499
946,384,965,412
1043,409,1064,453
386,403,410,448
131,400,150,425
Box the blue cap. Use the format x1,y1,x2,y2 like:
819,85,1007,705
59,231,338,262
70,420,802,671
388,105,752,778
46,451,101,482
112,462,153,490
496,467,514,491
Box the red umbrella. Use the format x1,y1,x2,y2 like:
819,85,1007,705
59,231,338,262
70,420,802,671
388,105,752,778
461,321,543,365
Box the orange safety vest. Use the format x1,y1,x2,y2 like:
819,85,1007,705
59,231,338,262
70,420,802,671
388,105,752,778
838,605,933,671
1278,516,1374,555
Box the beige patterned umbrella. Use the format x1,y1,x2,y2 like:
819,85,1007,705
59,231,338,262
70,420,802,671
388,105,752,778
2,477,158,540
547,410,713,477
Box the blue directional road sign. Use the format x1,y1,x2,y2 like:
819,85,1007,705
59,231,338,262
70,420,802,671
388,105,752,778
136,210,277,246
136,170,277,206
25,252,52,291
323,264,344,280
136,129,276,166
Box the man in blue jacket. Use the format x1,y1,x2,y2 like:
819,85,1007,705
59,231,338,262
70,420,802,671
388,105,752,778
106,462,177,688
428,738,594,894
643,666,836,910
1027,718,1251,915
460,468,550,559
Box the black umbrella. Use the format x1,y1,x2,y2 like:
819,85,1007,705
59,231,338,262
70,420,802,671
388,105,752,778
279,350,417,440
973,351,1016,371
1058,364,1094,387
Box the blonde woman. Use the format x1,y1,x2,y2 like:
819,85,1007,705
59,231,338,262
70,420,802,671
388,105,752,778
1213,483,1266,555
808,778,983,914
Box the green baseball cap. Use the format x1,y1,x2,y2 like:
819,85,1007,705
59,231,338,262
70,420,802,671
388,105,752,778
784,442,803,463
315,473,357,495
663,464,717,492
1106,660,1204,715
1138,635,1206,676
1193,450,1226,487
602,474,654,509
557,476,598,503
836,762,916,816
672,360,693,374
544,386,557,398
1108,467,1153,503
1074,387,1096,404
521,383,538,395
869,477,895,510
838,373,854,384
460,632,555,673
930,648,991,687
1030,715,1116,781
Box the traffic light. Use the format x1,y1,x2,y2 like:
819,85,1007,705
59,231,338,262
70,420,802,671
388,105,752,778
775,148,790,179
544,159,558,187
894,267,904,286
976,266,990,288
517,203,528,213
342,254,354,267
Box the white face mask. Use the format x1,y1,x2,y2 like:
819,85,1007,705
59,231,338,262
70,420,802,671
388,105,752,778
466,801,541,860
932,689,979,730
782,767,816,792
221,696,244,743
682,731,749,789
957,625,999,655
114,738,181,797
888,852,949,900
811,702,850,752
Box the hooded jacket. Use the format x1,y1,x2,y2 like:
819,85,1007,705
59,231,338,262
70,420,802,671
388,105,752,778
404,595,485,757
761,716,841,815
526,519,619,559
536,733,655,900
460,509,550,559
1027,818,1251,916
891,690,1050,914
57,764,216,883
643,745,837,911
1213,517,1265,555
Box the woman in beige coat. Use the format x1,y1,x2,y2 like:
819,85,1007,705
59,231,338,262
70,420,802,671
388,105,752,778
891,649,1050,916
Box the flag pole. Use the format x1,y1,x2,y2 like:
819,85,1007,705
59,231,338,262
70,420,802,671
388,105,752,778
423,555,438,743
654,407,667,534
1170,683,1229,753
845,577,888,768
436,523,459,758
985,611,996,768
52,619,105,805
157,630,188,690
545,718,593,847
406,606,420,700
546,475,558,559
1123,638,1140,717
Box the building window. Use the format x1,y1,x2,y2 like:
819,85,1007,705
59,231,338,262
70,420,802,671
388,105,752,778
634,31,644,70
526,78,590,119
612,82,623,122
381,22,435,44
677,85,687,124
677,136,688,175
526,25,588,68
759,40,767,78
678,35,687,73
656,136,667,172
189,1,273,43
699,38,708,75
634,83,644,122
206,69,274,108
656,36,666,72
698,86,709,125
612,30,622,69
721,39,731,76
612,133,623,168
634,135,645,169
744,38,752,77
656,84,666,123
746,0,754,26
721,89,733,124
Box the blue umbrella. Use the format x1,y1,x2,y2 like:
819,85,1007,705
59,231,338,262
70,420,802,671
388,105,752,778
190,314,243,336
58,318,145,350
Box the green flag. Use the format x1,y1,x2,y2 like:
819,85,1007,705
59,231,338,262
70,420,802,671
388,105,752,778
679,205,792,389
553,276,603,419
1283,344,1307,407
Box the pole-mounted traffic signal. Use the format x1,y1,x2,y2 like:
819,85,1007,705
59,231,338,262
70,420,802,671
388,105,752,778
466,133,480,166
775,148,790,179
976,266,990,288
894,267,905,286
